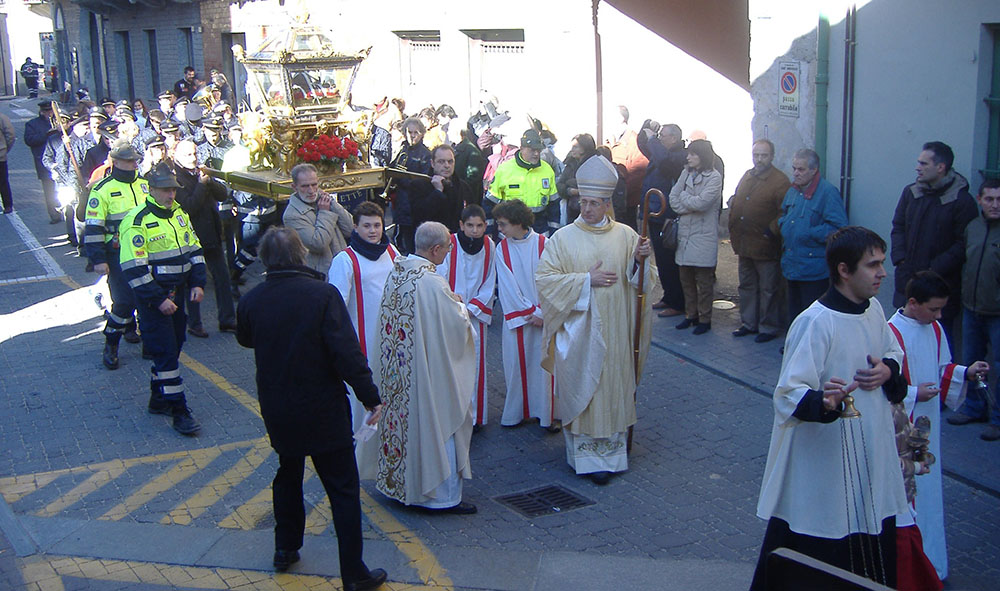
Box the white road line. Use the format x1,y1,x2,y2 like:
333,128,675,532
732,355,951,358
2,211,65,280
11,107,34,118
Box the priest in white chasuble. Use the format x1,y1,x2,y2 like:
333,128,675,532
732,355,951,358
535,155,654,486
374,221,479,514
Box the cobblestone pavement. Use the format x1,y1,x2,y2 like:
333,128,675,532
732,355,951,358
0,96,997,590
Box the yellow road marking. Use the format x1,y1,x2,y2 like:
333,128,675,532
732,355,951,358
180,352,261,416
18,554,452,590
100,447,223,521
1,439,262,510
182,353,453,588
360,490,454,588
36,466,126,517
219,468,315,531
59,276,81,290
161,438,273,526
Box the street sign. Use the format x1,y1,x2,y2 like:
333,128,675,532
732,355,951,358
778,61,800,118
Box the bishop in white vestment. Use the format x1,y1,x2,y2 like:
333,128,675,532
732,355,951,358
535,156,653,485
375,222,478,513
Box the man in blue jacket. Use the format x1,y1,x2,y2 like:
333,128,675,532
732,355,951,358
778,148,848,322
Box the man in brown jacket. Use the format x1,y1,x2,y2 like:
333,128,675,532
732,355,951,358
727,139,790,342
282,163,353,277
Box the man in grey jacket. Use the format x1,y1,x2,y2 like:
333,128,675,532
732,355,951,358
282,163,352,277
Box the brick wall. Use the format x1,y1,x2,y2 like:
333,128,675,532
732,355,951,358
198,0,233,75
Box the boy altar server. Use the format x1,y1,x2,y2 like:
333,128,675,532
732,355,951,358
887,270,989,581
438,204,497,427
493,199,557,430
328,202,399,475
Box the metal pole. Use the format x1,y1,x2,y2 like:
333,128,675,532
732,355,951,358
593,0,604,144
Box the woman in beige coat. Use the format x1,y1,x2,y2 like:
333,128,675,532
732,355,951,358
668,139,723,334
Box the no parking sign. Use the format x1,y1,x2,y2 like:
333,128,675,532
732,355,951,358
778,61,800,118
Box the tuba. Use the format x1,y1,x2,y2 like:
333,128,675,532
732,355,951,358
192,84,217,111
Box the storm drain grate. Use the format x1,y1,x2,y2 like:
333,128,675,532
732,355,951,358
494,484,595,518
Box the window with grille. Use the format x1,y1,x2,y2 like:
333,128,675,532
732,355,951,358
985,26,1000,180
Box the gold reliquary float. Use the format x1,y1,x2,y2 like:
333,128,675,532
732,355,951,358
209,21,422,199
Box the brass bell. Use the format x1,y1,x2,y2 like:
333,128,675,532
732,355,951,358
840,395,862,419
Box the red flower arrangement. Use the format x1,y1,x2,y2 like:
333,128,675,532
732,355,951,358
296,133,360,165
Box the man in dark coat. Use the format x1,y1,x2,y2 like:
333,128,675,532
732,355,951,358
172,139,236,337
236,226,387,590
24,101,63,223
637,122,687,317
411,144,470,233
890,141,978,345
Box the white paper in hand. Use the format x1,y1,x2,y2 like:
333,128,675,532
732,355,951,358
354,410,377,443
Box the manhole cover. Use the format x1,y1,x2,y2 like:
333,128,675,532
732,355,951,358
494,484,594,518
713,299,736,310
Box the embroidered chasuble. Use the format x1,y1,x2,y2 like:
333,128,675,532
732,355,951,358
375,255,477,505
535,217,654,439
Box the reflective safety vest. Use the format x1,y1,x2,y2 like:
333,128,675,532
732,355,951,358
486,156,557,212
119,196,206,306
84,169,149,264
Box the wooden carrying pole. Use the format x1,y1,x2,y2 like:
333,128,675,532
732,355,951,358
628,188,666,451
50,101,84,185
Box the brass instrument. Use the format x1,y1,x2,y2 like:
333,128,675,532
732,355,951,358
191,84,217,111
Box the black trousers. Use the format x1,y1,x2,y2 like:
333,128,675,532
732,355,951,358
649,220,685,310
186,246,235,328
273,450,371,584
0,161,12,211
787,279,828,324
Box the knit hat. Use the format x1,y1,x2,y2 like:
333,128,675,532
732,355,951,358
576,155,618,201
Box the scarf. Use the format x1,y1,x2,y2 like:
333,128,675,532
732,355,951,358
457,231,484,255
349,230,390,261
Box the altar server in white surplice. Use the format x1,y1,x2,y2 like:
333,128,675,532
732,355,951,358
493,199,556,430
887,270,989,581
751,227,910,590
437,204,497,427
328,202,398,478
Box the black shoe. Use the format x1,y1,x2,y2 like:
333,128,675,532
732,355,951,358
981,425,1000,441
187,325,209,338
435,501,477,515
123,325,141,344
85,262,94,273
171,403,201,435
102,341,119,370
732,326,757,337
947,413,988,426
545,422,562,433
148,390,172,416
230,271,247,286
273,549,300,572
344,568,388,591
589,471,612,485
675,318,697,330
692,322,711,335
218,322,237,333
754,332,778,343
